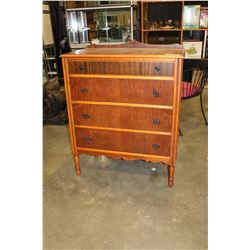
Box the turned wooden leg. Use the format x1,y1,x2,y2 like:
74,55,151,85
74,155,81,175
168,165,175,188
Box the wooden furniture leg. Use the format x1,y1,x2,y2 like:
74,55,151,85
74,155,81,175
168,165,175,187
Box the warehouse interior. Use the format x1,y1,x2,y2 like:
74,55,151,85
43,1,208,249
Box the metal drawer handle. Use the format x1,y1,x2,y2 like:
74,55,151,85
80,87,88,93
152,89,160,97
153,119,160,125
82,113,91,119
79,65,84,70
152,144,160,149
154,66,161,72
84,136,92,142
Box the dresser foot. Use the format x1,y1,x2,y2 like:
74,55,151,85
74,156,81,175
168,165,175,187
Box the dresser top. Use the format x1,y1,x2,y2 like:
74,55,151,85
61,47,184,59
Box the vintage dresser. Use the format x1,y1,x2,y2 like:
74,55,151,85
61,41,184,187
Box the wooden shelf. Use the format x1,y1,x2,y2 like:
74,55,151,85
141,28,207,32
184,58,208,60
183,28,208,31
142,29,182,32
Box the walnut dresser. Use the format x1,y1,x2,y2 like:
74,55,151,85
61,41,184,187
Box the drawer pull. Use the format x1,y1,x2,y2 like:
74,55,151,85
79,65,84,70
80,87,88,93
154,66,161,72
152,89,160,97
84,136,92,142
153,119,161,125
82,113,91,119
152,144,160,149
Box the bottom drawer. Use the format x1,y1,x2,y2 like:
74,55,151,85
75,128,171,156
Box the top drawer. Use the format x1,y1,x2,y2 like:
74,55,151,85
68,59,174,76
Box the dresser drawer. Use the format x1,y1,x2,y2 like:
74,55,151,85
69,78,174,106
68,60,174,76
75,128,171,156
73,104,172,132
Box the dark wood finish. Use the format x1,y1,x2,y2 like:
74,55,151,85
75,128,171,157
69,78,174,105
72,104,173,132
68,60,174,76
61,41,184,188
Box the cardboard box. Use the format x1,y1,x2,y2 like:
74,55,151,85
183,41,203,58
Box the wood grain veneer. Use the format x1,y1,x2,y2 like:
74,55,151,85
61,40,184,188
68,60,174,76
72,104,172,132
75,128,171,156
69,78,174,105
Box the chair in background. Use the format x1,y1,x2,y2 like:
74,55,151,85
179,66,208,136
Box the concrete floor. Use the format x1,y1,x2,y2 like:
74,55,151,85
43,89,208,250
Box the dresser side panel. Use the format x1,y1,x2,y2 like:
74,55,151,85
173,58,183,163
62,57,78,157
169,58,183,166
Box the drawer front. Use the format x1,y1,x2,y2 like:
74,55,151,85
75,128,171,156
68,60,174,76
73,104,172,132
70,78,174,106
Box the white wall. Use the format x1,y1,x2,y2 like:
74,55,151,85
43,4,54,45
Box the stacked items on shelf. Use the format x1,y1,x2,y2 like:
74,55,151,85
140,1,182,44
140,1,208,60
183,5,201,30
200,6,208,29
146,19,180,30
182,5,208,30
203,30,208,58
182,3,208,59
200,6,208,58
66,11,89,45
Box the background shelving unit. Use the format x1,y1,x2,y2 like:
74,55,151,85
140,1,183,44
139,0,208,61
65,0,138,49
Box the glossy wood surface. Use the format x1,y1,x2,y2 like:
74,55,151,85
61,46,183,59
72,104,172,132
69,78,174,105
61,41,184,187
68,60,174,76
75,128,171,156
